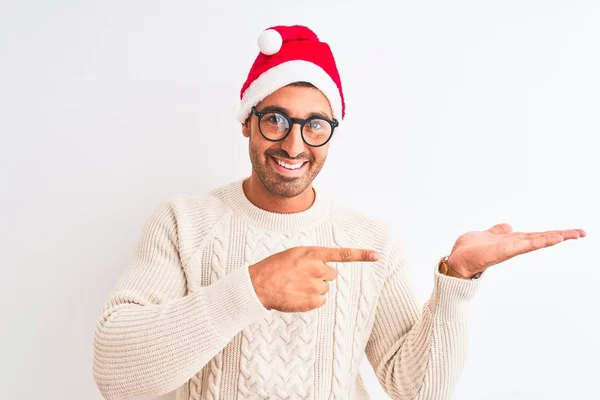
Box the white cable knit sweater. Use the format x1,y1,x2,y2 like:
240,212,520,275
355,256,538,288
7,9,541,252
92,178,480,400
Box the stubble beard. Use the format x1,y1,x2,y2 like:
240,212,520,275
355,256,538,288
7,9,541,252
248,140,326,199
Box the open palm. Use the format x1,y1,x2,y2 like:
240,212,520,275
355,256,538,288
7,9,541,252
447,223,586,277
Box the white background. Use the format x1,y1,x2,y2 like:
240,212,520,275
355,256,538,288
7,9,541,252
1,1,598,399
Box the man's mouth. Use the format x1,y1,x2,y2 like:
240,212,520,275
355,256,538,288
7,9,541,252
273,157,306,170
269,156,309,178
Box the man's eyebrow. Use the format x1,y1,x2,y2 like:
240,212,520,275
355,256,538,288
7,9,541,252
307,111,332,120
260,105,291,114
260,105,333,120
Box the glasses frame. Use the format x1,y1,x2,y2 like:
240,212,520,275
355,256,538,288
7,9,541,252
251,106,339,148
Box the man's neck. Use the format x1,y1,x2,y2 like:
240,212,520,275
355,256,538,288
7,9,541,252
242,173,315,214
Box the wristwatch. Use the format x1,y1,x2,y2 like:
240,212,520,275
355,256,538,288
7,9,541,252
438,255,482,280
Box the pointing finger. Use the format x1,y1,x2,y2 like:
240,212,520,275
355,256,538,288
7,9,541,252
318,247,380,262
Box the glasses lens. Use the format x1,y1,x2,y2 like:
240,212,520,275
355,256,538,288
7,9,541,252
303,119,332,146
259,112,290,140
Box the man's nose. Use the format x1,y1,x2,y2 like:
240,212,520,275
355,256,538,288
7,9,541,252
280,123,306,158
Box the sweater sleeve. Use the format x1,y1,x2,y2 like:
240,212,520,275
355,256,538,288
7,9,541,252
364,241,480,400
92,201,271,400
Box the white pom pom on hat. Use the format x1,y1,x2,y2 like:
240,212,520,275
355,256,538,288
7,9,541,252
257,29,283,55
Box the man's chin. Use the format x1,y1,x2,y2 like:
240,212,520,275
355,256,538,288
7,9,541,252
264,176,310,198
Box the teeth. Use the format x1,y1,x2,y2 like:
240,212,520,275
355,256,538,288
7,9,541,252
275,158,304,170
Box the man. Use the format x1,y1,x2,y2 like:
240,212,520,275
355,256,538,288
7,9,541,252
92,25,585,400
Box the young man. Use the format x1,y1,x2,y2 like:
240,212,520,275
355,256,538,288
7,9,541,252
92,25,585,400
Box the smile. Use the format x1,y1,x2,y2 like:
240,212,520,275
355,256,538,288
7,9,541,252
270,156,309,175
274,157,306,170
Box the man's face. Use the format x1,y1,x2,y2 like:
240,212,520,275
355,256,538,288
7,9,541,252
243,84,333,198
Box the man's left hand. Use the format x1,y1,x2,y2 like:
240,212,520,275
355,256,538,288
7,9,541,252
447,223,586,279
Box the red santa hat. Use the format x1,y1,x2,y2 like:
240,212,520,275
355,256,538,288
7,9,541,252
237,25,345,124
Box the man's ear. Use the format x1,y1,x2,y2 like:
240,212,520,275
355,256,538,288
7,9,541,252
242,120,250,138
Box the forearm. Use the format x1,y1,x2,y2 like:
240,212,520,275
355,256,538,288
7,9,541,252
93,266,270,400
391,291,471,400
366,260,479,400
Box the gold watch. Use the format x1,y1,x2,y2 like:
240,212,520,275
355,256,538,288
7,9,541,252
438,256,482,280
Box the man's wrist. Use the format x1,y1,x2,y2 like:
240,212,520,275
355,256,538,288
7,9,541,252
439,256,482,280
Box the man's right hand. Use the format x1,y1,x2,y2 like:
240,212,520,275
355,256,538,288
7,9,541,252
248,246,380,313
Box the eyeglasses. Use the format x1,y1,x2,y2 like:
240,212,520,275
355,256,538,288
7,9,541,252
251,106,339,147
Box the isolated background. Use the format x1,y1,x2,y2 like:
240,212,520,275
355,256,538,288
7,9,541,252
1,1,598,399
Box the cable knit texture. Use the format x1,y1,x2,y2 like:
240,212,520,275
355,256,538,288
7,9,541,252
92,177,480,400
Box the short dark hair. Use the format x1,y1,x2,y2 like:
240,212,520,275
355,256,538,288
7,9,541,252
287,81,316,88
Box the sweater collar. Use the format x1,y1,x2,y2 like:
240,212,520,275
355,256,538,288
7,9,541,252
223,177,331,232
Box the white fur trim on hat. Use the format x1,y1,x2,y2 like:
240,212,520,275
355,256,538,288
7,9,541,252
237,60,343,124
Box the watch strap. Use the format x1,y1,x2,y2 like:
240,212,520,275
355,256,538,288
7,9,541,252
439,255,482,280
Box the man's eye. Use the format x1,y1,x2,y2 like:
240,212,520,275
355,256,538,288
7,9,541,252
309,120,325,130
267,114,285,124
